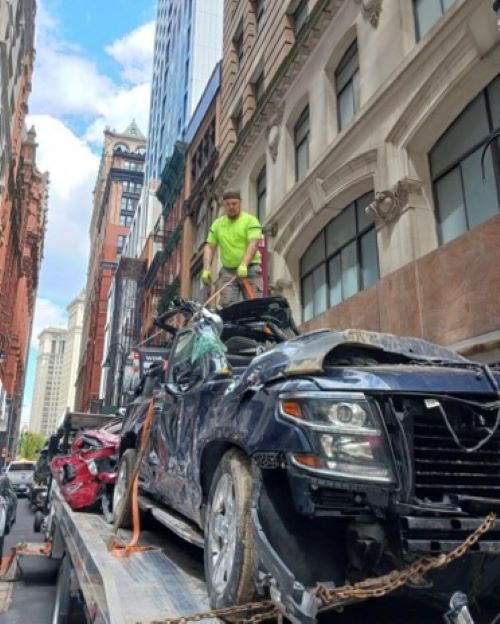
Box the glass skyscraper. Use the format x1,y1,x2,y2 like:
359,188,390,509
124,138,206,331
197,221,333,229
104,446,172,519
147,0,223,182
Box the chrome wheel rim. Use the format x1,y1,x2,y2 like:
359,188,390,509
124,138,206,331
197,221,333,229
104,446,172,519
208,473,237,594
113,461,128,516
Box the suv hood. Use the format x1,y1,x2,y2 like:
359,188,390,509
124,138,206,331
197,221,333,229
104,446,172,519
314,365,500,394
241,329,499,392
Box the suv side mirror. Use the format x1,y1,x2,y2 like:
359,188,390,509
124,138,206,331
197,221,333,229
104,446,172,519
172,360,199,386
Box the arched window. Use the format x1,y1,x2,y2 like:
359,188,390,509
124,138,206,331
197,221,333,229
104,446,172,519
135,147,146,156
335,41,359,131
430,76,500,246
114,143,128,153
300,192,378,322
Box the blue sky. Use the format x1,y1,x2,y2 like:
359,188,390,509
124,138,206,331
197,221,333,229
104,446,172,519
22,0,156,424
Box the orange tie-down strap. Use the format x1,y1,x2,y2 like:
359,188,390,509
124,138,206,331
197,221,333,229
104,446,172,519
240,277,257,300
109,399,157,558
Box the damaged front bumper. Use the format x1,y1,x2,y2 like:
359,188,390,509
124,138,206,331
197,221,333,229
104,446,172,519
251,465,500,623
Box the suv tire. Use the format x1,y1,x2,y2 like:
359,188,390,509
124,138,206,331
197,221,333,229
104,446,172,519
204,449,256,612
112,449,136,529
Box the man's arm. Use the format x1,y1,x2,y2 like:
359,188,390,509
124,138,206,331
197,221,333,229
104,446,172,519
240,239,260,267
203,242,216,269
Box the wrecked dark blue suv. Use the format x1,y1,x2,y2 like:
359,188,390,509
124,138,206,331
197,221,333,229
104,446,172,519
114,297,500,623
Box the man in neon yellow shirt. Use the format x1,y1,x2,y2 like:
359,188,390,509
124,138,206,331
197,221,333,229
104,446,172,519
202,189,263,307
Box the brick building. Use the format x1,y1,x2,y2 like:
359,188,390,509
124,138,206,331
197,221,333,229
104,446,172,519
0,0,48,453
75,123,146,412
214,0,500,363
179,63,220,303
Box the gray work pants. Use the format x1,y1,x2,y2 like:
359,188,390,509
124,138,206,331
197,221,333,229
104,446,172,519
217,265,263,307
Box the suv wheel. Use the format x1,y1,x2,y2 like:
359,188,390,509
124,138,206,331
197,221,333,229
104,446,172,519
112,449,136,528
204,449,256,611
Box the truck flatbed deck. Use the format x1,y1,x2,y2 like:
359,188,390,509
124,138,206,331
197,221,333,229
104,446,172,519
50,485,217,623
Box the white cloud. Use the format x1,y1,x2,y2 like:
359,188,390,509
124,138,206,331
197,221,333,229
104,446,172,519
27,114,99,274
30,9,152,146
105,21,155,85
83,82,151,145
31,297,68,349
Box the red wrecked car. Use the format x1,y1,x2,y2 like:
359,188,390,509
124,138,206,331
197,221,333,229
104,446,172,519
51,428,119,513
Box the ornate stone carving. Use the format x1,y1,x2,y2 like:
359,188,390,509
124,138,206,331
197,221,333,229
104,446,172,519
367,179,421,225
354,0,383,27
267,124,280,162
267,102,285,163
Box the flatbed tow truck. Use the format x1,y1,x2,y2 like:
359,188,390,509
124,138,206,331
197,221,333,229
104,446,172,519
1,475,485,624
47,482,217,624
0,410,218,624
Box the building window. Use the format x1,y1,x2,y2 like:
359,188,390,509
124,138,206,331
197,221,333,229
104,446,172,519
256,165,266,222
254,71,264,104
114,143,128,153
300,192,378,322
254,0,265,32
335,41,360,131
293,0,308,37
122,181,141,195
294,105,310,182
117,235,126,255
121,197,136,212
414,0,455,41
194,201,209,250
232,106,243,138
233,23,244,69
431,75,500,246
120,214,133,227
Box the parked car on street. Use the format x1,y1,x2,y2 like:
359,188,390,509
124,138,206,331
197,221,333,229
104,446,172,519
5,460,35,496
114,296,500,623
0,476,17,534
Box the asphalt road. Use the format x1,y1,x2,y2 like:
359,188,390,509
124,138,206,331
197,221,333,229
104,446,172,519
0,498,58,624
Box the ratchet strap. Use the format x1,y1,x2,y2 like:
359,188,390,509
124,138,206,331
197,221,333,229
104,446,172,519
109,400,156,558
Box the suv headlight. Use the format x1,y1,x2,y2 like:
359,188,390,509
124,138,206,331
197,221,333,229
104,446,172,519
279,392,394,483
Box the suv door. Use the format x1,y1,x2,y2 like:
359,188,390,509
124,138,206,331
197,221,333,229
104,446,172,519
153,330,203,514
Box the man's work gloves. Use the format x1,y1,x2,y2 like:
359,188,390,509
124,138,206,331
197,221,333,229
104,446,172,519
201,268,212,286
202,265,248,287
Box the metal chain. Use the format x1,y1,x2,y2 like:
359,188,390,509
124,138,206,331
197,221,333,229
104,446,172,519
152,512,496,624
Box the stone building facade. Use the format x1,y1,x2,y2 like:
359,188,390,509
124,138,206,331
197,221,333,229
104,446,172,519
0,0,48,451
29,328,67,436
214,0,500,362
59,292,85,413
75,123,146,412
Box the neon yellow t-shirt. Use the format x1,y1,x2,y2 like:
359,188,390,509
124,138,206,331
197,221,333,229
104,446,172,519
206,212,262,268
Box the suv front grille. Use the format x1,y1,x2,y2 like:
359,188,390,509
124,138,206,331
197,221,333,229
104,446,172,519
413,406,500,502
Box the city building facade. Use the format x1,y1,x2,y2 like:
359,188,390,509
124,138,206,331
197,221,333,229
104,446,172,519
59,291,85,413
75,123,146,412
146,141,186,329
29,328,67,436
179,63,221,303
0,0,48,452
100,258,144,408
214,0,500,363
124,0,223,266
